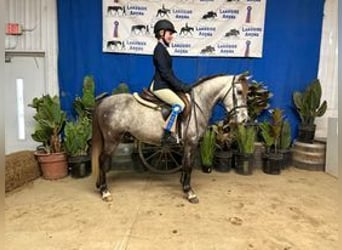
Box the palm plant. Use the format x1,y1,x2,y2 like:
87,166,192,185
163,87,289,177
247,80,272,123
200,128,216,167
63,117,92,157
235,124,256,154
259,108,283,154
29,95,67,153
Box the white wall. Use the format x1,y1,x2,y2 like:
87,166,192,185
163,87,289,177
316,0,338,138
4,0,58,154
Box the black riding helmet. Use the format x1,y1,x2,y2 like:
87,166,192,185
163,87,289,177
154,19,177,35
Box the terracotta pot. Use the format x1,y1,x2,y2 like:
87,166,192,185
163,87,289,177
35,152,68,180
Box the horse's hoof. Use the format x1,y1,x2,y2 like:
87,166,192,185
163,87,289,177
185,190,199,204
188,196,199,204
103,196,113,202
101,190,113,202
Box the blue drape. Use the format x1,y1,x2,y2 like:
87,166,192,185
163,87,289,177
57,0,324,138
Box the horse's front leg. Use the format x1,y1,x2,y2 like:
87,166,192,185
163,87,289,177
181,143,199,204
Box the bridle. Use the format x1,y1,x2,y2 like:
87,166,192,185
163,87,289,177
186,74,248,138
220,75,248,121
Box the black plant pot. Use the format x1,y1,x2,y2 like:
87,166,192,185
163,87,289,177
279,149,291,169
262,153,282,175
68,155,91,178
298,124,316,143
214,150,233,172
201,164,213,173
234,153,253,175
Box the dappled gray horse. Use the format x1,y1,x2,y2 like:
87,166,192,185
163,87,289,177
92,73,249,203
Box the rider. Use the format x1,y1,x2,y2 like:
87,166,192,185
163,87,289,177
150,19,192,145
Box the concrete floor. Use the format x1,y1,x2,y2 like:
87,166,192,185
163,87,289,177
5,167,338,250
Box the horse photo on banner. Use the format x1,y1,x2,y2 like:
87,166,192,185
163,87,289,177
103,0,267,58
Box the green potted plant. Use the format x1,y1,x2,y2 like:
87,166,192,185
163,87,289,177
63,116,92,178
279,120,292,169
212,120,234,172
29,95,68,180
112,82,131,95
200,127,216,173
246,80,273,168
247,80,273,124
233,124,256,175
73,75,96,119
259,108,284,175
293,79,327,143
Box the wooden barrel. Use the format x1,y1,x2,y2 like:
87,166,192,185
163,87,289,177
291,140,326,171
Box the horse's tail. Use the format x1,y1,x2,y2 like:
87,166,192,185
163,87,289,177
91,106,102,181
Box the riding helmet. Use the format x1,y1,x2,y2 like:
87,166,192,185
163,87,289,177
153,19,177,35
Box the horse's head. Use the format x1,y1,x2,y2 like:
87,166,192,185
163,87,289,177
221,73,249,124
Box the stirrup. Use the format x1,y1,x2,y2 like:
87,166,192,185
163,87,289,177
161,131,178,145
161,135,178,145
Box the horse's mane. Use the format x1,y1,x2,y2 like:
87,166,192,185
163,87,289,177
192,74,225,87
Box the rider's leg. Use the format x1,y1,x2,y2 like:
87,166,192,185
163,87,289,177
165,104,182,133
152,88,185,143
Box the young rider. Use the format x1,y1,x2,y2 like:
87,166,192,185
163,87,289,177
149,19,192,145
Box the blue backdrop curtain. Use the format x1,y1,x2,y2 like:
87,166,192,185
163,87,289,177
57,0,324,138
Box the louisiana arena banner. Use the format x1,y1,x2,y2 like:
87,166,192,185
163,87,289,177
103,0,266,58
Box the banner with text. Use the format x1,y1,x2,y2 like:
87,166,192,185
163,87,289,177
103,0,266,57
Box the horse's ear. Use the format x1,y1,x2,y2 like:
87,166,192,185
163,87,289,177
237,71,251,81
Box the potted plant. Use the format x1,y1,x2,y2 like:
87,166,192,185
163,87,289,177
112,82,131,95
279,120,292,169
29,95,68,180
259,108,284,175
73,75,96,119
246,80,273,168
233,124,256,175
200,127,216,173
212,120,234,172
293,79,327,143
63,116,92,178
247,80,273,125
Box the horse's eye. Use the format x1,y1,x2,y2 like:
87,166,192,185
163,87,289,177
237,90,243,95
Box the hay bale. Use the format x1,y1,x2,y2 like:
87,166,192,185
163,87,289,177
5,151,41,192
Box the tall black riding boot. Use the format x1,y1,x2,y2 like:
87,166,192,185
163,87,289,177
161,130,177,145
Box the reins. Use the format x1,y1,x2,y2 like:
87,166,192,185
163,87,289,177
184,74,248,139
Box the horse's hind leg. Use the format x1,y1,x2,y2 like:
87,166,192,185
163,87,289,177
97,139,121,202
181,143,199,204
98,151,113,201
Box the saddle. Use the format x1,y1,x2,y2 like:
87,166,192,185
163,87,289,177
133,88,191,138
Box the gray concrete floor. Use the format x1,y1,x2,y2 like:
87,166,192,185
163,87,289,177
5,167,338,250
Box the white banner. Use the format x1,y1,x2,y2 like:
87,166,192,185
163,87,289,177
103,0,266,57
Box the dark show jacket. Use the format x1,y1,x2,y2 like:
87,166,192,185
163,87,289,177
151,42,187,91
